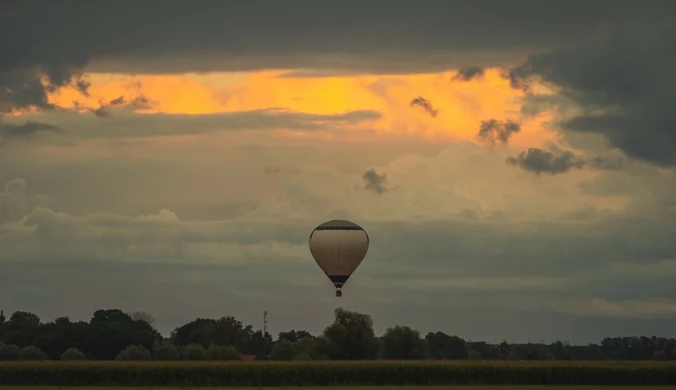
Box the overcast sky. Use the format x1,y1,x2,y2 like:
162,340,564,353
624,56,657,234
2,0,676,344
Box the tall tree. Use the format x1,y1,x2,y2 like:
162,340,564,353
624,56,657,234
85,309,160,360
317,307,379,360
128,311,156,328
2,311,41,347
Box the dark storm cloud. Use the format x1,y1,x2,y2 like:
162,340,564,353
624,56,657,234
506,147,624,175
1,1,675,113
507,20,676,167
477,118,520,145
410,96,439,118
453,66,485,81
362,169,389,194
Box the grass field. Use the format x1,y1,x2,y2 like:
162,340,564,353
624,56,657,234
3,361,676,386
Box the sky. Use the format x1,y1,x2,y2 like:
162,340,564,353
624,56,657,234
2,0,676,344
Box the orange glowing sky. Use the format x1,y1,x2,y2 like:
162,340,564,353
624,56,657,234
47,68,558,148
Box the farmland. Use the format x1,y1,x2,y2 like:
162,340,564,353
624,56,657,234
2,361,676,387
1,387,676,390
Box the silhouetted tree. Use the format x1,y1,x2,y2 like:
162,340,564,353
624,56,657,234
85,309,160,360
381,325,428,360
316,307,379,360
2,306,676,362
128,311,156,328
2,311,41,347
426,332,468,360
278,330,313,343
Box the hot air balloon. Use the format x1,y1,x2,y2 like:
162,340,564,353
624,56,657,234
308,219,369,297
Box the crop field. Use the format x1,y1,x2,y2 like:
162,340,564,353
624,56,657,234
2,361,676,387
2,387,676,390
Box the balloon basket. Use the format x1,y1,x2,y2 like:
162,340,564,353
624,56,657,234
335,289,342,297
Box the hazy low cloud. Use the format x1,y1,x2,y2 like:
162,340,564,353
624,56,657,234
410,96,439,118
2,108,382,142
4,173,676,340
0,178,33,224
477,118,520,145
0,121,63,146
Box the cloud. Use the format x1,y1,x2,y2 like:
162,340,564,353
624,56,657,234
362,169,389,194
553,298,676,319
89,94,152,118
477,118,520,145
507,20,676,167
453,66,485,82
2,2,676,343
410,96,439,118
74,79,91,97
0,178,33,224
4,174,676,328
3,128,676,341
1,1,674,116
0,69,88,114
506,147,586,175
1,108,382,141
506,146,624,175
0,120,63,146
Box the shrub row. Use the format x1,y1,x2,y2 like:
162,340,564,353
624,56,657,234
1,361,676,386
0,342,241,361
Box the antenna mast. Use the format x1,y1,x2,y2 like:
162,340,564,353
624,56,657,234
0,310,5,340
263,310,268,335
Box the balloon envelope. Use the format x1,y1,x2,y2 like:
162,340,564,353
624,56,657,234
309,219,369,297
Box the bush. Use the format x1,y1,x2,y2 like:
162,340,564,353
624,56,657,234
0,343,20,360
60,348,87,360
204,344,241,360
270,340,296,361
152,340,179,360
468,349,483,360
19,345,48,361
293,352,312,360
180,343,205,360
295,337,317,356
115,345,151,361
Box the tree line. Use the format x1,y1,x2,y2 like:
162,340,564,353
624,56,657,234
1,308,675,361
